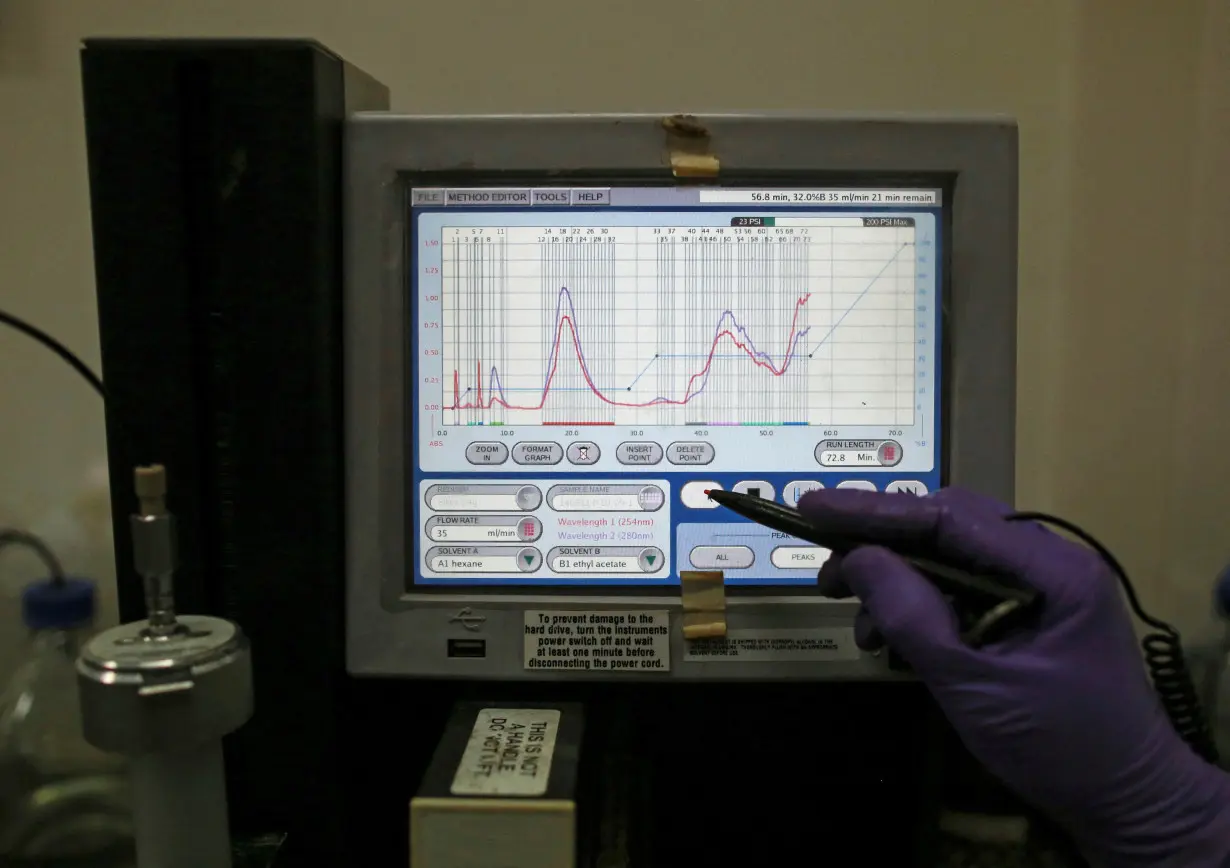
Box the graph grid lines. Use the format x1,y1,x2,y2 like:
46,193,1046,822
441,223,918,428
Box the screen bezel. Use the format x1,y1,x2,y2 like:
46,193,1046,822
402,172,952,595
344,114,1016,680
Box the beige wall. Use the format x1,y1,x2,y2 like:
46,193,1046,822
1,0,1227,683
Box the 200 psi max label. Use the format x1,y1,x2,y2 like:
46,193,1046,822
683,628,859,661
523,610,670,672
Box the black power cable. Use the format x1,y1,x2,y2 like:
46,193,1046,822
0,309,109,589
1006,510,1219,764
0,307,138,466
0,310,106,399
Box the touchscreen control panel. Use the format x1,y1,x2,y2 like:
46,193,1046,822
410,186,943,588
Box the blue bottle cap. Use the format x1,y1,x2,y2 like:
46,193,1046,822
21,578,96,629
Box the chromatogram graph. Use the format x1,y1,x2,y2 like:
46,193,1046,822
450,287,812,413
438,223,919,428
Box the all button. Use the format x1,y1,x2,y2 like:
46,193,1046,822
689,545,754,570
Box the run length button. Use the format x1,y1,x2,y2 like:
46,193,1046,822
617,442,663,465
667,442,715,465
815,439,903,468
512,442,564,465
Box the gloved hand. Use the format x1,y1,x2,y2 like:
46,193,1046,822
798,486,1230,867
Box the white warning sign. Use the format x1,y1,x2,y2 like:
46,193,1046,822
523,610,670,672
684,628,859,662
450,708,561,796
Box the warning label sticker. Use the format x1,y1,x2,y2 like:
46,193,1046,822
451,708,561,797
684,628,859,662
523,610,670,672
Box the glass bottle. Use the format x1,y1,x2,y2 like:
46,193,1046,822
0,578,134,867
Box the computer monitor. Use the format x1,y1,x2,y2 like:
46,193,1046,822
344,114,1017,680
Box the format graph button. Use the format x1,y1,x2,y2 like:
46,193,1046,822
616,441,663,465
464,442,509,465
424,515,542,543
512,442,564,465
546,484,665,512
666,442,715,465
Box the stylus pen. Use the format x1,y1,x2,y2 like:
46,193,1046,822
704,488,1042,647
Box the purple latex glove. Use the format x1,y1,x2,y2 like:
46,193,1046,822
799,486,1230,867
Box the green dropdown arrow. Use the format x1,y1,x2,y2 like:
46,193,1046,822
524,554,535,565
646,555,656,565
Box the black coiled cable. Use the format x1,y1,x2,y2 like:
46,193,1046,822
1006,510,1220,765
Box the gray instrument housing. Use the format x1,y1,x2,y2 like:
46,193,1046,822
344,113,1018,681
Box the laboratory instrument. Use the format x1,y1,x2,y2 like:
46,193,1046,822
343,113,1018,680
70,47,1034,862
77,466,253,868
